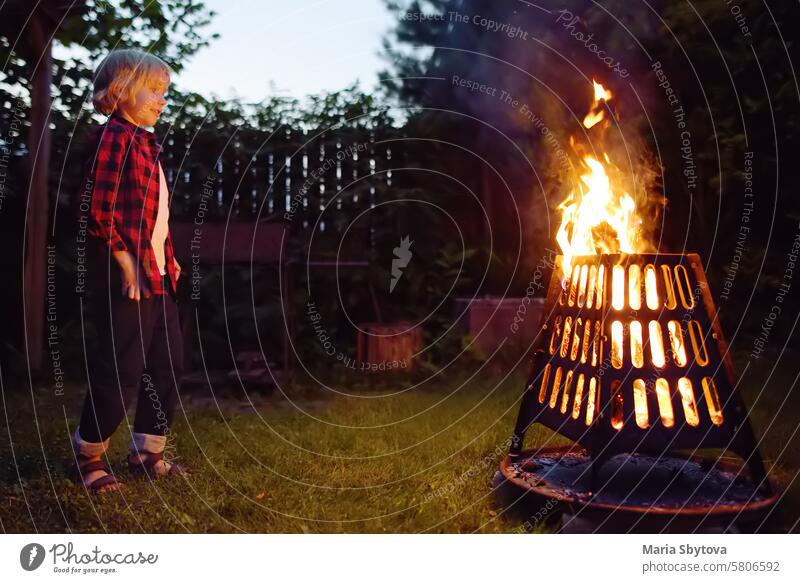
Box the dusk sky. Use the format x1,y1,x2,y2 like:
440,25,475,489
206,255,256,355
174,0,395,102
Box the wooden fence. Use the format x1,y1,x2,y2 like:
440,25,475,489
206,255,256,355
161,123,403,251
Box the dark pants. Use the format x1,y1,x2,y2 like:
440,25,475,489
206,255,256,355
78,275,184,444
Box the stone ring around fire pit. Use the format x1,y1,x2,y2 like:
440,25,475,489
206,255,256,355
496,446,781,532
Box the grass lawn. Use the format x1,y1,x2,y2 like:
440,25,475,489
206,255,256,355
1,351,798,533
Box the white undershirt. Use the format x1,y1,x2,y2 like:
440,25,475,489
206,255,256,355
152,163,170,276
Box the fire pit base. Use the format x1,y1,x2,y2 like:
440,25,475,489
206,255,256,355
497,446,779,532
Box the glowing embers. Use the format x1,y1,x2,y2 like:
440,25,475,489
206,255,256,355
571,374,586,419
552,317,598,364
585,377,599,425
586,265,598,308
539,365,599,425
626,378,694,429
561,262,604,310
630,320,644,368
628,264,642,310
538,364,552,403
633,379,649,428
702,377,724,426
667,321,688,366
591,321,601,365
549,367,564,409
609,379,653,430
581,320,592,363
610,380,624,430
648,321,666,368
600,317,706,372
576,265,589,307
560,317,573,358
549,316,563,355
678,377,700,426
568,265,581,306
655,378,674,428
570,318,583,361
611,320,624,369
644,264,659,309
571,373,601,426
611,377,725,430
595,265,605,309
590,260,700,311
560,371,575,414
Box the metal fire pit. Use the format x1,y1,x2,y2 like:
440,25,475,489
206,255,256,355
500,253,778,525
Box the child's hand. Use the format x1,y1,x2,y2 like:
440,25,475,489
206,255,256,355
174,258,182,281
113,250,151,301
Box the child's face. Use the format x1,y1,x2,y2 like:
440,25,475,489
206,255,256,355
118,73,169,128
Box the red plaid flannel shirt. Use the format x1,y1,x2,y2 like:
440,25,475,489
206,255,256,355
84,113,177,295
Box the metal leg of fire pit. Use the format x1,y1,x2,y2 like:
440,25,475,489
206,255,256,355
509,393,535,461
508,357,543,461
733,426,773,496
587,413,606,493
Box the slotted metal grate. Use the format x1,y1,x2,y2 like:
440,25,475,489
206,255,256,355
508,253,770,492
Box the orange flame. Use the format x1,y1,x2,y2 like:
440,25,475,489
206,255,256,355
556,80,650,283
582,80,613,128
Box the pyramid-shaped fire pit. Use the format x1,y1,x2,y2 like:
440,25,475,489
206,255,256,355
500,252,778,528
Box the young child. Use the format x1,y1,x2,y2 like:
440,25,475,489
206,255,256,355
72,49,189,493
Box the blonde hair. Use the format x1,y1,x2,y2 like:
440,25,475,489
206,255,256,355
92,49,171,116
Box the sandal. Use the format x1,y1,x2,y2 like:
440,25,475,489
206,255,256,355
128,451,192,480
69,456,124,494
